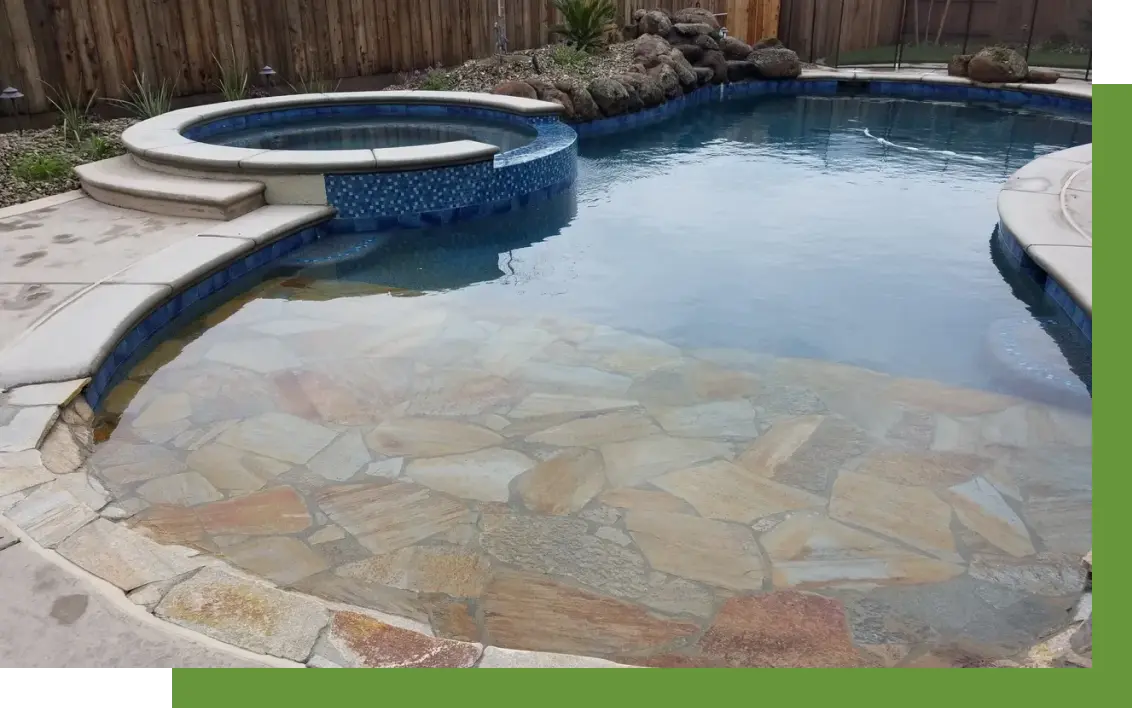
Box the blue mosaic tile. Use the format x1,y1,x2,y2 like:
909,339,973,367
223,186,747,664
996,221,1091,342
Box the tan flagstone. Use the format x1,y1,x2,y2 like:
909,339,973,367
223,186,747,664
516,448,605,515
653,460,824,523
133,420,193,445
136,471,224,506
601,435,731,488
55,518,206,591
5,484,97,548
186,443,290,494
337,546,491,597
515,362,634,396
406,448,535,502
289,370,385,425
652,400,761,439
217,413,338,464
204,338,302,374
945,477,1035,557
39,420,92,475
885,377,1019,416
524,410,660,448
829,472,959,561
509,393,638,419
315,482,475,554
405,369,517,416
130,392,192,429
598,487,691,514
625,510,766,591
156,566,329,662
0,450,53,497
854,449,992,488
760,512,964,589
365,418,503,458
478,326,557,376
930,415,983,454
737,416,824,475
222,536,330,586
308,525,346,545
1023,492,1092,555
307,431,372,482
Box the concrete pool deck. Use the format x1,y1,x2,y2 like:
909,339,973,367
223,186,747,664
0,69,1092,668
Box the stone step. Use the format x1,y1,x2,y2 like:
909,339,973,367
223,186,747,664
74,155,266,221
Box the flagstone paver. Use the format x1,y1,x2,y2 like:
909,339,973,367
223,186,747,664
5,286,1088,667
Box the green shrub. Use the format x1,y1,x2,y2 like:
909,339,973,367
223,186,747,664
44,84,96,145
550,43,591,70
10,151,71,182
551,0,617,53
213,54,249,101
81,135,116,161
419,68,458,91
109,72,175,118
287,73,342,94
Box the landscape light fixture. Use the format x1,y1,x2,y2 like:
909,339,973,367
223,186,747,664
1,86,25,134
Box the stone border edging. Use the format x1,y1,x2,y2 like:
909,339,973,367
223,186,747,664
124,91,565,176
997,144,1092,340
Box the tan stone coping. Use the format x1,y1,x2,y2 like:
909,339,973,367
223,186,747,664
123,91,564,175
998,144,1093,316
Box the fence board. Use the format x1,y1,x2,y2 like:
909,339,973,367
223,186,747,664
11,0,1083,117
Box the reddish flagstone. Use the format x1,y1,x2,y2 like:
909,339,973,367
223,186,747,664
430,601,481,643
326,611,482,668
133,504,207,546
480,570,700,657
696,592,865,668
196,486,312,536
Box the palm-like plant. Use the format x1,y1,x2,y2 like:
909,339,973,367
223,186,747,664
551,0,617,53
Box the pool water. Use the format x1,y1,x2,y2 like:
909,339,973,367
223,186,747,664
202,115,537,152
91,94,1092,667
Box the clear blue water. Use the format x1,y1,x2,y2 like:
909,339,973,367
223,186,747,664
204,115,537,152
308,94,1092,400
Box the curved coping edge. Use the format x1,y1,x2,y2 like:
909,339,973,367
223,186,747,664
123,91,565,175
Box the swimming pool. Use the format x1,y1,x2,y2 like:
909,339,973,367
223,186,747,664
89,92,1092,666
201,115,538,153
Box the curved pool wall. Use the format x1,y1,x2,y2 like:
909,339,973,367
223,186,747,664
121,91,578,234
82,74,1090,412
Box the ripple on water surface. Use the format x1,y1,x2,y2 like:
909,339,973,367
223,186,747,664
89,94,1091,666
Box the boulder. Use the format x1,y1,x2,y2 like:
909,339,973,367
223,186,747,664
555,80,602,122
622,23,640,41
525,76,555,95
670,23,714,39
752,37,783,50
694,33,720,52
612,75,646,112
587,77,632,117
748,46,802,79
634,34,673,67
693,66,715,86
665,49,699,90
948,54,972,77
617,72,666,108
627,63,647,74
966,46,1028,83
1026,67,1060,84
674,43,705,64
492,80,537,100
639,10,672,37
726,60,759,82
696,49,729,84
648,63,682,100
632,8,647,24
673,7,720,30
720,36,754,61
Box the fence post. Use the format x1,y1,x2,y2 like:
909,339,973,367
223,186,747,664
960,0,975,54
895,0,910,70
808,0,818,63
832,0,845,67
1024,0,1039,62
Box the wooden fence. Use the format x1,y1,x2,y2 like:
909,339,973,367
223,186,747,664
2,0,766,115
778,0,1091,65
